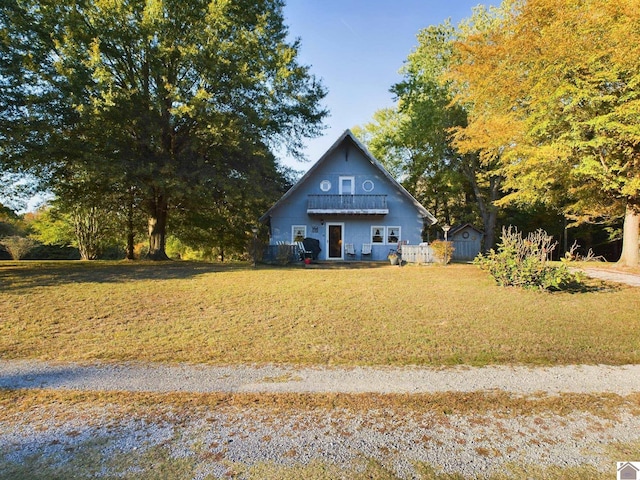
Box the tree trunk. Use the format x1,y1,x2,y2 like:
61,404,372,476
484,206,498,253
461,154,501,252
617,201,639,267
483,176,501,252
126,230,135,260
125,187,135,260
147,193,170,261
73,207,101,260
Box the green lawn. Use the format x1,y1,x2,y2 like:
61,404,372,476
1,260,639,366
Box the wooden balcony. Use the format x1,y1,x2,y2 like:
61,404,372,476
307,195,388,215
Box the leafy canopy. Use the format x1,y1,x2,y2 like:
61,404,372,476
449,0,640,265
450,0,640,216
1,0,327,259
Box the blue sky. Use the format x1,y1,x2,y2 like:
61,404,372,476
282,0,497,172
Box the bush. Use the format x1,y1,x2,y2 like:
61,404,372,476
100,245,126,260
430,240,455,264
276,243,292,265
474,226,580,290
0,236,39,260
24,244,81,260
133,242,149,260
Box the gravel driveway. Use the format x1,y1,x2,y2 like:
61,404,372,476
580,267,640,287
1,360,639,478
1,360,640,396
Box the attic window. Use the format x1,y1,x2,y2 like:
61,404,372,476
339,176,354,195
320,180,331,192
362,180,374,192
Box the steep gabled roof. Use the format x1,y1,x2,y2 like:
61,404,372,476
260,129,437,224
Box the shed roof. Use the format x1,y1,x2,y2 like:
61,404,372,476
259,129,437,224
449,223,484,236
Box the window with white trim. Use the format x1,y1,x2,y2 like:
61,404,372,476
292,225,306,242
387,226,401,244
339,176,355,195
371,226,385,244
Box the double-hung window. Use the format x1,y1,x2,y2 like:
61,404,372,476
371,226,402,244
371,226,385,244
292,225,306,242
387,227,401,244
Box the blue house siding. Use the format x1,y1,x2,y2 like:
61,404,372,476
260,130,437,261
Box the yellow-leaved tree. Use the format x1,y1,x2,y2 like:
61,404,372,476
450,0,640,266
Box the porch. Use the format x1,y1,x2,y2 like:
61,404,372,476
261,242,436,265
307,195,388,215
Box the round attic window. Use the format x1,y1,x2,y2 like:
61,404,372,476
462,231,470,239
362,180,374,192
320,180,331,192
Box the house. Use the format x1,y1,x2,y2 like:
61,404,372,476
449,223,484,261
259,130,437,261
619,463,640,480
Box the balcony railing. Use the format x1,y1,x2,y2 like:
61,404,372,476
307,195,388,215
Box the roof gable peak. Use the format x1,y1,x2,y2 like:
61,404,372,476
259,129,436,224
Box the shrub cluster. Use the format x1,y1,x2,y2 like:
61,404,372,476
429,240,454,264
474,226,581,290
0,236,39,260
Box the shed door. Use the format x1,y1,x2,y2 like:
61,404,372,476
327,223,343,259
454,230,481,260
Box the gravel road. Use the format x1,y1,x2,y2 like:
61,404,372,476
1,360,640,396
1,360,640,478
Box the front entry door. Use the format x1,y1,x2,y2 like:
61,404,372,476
327,223,343,259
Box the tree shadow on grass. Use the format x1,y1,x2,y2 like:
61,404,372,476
0,364,90,390
258,260,392,270
0,260,243,291
559,278,623,294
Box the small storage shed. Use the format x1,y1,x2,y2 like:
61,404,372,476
449,224,483,261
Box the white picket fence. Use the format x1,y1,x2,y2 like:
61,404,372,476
400,244,435,264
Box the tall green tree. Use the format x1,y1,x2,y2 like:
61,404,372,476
26,207,76,248
356,21,503,249
0,0,326,260
449,0,640,266
172,140,295,260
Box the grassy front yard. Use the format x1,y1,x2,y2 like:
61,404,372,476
2,260,640,479
1,261,639,366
